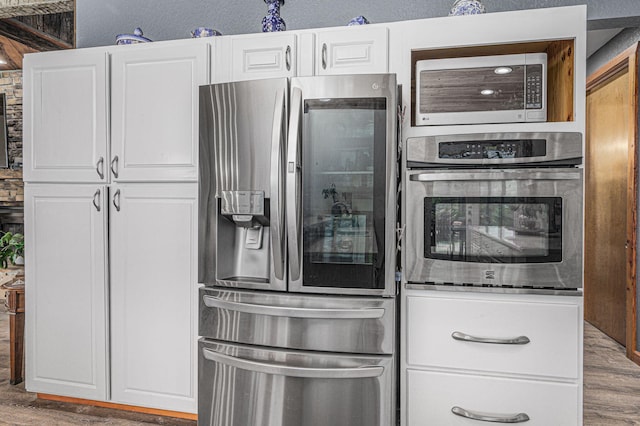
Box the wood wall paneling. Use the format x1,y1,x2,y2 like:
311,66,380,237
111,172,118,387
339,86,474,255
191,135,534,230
585,66,631,345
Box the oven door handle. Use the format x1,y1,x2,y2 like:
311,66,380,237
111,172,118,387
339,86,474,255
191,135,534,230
202,348,384,379
410,171,581,181
203,295,385,319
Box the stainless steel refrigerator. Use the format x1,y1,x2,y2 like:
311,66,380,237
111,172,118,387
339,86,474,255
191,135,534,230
198,74,398,426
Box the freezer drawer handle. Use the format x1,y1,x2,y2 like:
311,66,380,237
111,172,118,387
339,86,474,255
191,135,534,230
451,331,530,345
203,295,385,319
203,348,384,379
451,406,530,423
410,171,581,182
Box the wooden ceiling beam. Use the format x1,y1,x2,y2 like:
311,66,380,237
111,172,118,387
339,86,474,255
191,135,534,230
0,0,72,19
0,17,71,51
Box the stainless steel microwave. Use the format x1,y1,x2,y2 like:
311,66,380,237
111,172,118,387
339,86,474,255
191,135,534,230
415,53,547,125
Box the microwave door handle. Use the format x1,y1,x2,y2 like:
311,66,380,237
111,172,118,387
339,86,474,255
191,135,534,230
202,348,384,379
287,87,302,282
270,87,286,281
410,171,582,182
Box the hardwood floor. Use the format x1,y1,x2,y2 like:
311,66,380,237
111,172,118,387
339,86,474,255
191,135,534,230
2,304,640,424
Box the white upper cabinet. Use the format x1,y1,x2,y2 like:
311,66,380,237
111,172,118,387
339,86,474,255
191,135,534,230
25,184,109,400
229,33,296,81
315,26,388,75
23,50,109,183
111,43,209,182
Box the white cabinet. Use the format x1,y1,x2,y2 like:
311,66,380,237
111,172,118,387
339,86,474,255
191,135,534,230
228,33,296,81
25,184,108,400
23,50,109,183
315,26,388,75
111,44,209,182
109,183,198,412
401,290,583,426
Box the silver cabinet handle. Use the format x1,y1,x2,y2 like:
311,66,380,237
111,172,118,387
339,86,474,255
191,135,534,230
410,171,581,182
96,157,104,179
92,189,101,212
452,406,530,423
270,87,286,281
286,87,302,281
113,188,121,212
321,43,327,69
203,295,385,319
203,348,384,379
452,331,530,345
110,155,119,179
285,45,291,71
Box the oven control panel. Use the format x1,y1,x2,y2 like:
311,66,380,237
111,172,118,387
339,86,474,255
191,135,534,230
439,139,547,160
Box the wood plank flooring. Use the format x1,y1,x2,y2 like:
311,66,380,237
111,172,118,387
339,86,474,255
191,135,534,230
1,304,640,424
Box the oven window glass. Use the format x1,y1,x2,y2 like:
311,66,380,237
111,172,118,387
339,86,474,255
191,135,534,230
424,197,562,263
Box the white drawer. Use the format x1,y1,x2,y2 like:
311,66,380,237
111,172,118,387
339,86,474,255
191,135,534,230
406,295,580,379
406,369,580,426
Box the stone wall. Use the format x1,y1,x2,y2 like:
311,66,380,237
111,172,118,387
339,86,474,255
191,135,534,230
0,71,23,210
0,70,22,168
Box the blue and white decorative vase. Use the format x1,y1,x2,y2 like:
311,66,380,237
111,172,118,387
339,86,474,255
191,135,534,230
191,27,222,38
449,0,486,16
115,27,153,45
348,16,370,26
262,0,286,32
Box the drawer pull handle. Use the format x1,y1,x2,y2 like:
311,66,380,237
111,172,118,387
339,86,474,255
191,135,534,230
452,331,530,345
452,406,530,423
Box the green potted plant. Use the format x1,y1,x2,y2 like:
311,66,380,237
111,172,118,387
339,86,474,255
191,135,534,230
0,231,24,268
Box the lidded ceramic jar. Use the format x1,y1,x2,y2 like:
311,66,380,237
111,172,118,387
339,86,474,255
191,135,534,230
449,0,486,16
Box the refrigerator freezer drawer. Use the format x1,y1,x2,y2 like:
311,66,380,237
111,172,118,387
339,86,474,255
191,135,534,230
199,287,396,354
198,339,395,426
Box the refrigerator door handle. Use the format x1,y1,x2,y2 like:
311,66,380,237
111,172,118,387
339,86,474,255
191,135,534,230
203,295,385,319
202,348,384,379
270,87,286,281
286,86,302,281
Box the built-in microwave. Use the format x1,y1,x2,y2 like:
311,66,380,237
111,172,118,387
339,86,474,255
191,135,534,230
415,53,547,125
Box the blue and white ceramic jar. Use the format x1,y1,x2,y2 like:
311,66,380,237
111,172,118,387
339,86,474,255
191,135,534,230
262,0,286,32
115,27,152,45
191,27,222,38
348,16,370,26
449,0,486,16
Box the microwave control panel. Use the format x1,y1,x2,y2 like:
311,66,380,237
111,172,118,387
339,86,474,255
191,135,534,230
525,64,544,109
438,139,547,160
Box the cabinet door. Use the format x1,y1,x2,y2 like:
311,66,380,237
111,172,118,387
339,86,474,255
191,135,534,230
230,33,296,81
111,44,209,182
23,50,109,183
24,183,108,400
316,27,388,75
109,183,198,413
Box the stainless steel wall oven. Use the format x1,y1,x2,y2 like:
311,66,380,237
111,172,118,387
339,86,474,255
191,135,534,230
404,132,583,292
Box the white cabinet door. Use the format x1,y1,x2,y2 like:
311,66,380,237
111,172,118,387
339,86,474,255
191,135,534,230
111,44,209,182
316,26,388,75
23,50,109,183
25,183,108,400
109,183,198,413
230,33,296,81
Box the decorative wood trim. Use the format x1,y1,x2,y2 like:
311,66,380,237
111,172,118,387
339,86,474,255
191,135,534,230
587,44,638,91
36,394,197,421
626,45,639,362
0,17,72,50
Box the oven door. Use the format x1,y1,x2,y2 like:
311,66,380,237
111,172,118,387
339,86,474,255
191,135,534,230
405,168,583,289
198,340,395,426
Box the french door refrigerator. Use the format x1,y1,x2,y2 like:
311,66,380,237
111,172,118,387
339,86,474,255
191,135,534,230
198,74,398,426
